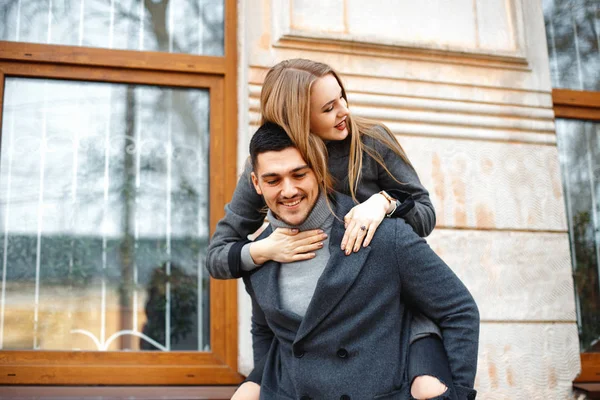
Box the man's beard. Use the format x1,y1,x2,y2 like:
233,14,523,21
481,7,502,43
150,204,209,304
272,192,320,227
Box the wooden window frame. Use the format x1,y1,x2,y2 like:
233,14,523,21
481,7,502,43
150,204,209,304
553,89,600,122
552,89,600,392
0,0,240,386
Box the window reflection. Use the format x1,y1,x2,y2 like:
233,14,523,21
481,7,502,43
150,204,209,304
556,119,600,352
0,78,211,352
0,0,224,56
543,0,600,91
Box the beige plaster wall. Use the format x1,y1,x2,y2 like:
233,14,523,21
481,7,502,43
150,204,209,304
237,0,581,398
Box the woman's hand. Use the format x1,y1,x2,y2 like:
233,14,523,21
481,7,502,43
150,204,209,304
341,193,390,255
231,381,260,400
249,228,327,265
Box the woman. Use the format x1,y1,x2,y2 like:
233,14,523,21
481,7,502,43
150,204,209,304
208,59,454,399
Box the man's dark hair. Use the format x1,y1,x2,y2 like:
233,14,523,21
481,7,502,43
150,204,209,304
249,122,295,170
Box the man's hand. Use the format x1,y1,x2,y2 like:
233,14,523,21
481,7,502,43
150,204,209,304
231,381,260,400
341,193,390,255
249,228,327,265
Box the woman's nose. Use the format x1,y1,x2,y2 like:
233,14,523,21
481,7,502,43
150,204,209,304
338,99,349,116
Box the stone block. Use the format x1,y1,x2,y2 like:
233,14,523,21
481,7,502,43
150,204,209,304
476,323,580,399
428,229,575,321
400,136,568,231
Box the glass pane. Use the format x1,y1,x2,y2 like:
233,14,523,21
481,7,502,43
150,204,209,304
0,0,224,56
556,119,600,352
543,0,600,91
0,77,210,352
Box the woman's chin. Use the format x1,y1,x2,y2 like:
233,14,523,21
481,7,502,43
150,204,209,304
313,128,349,142
331,128,349,141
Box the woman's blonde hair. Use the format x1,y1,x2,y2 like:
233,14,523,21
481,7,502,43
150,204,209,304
260,58,414,202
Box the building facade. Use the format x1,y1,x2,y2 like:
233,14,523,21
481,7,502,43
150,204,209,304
0,0,598,398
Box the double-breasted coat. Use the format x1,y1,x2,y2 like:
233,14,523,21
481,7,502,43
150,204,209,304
243,194,479,400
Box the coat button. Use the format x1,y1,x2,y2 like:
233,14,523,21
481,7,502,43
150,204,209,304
340,395,351,400
294,348,305,358
336,348,349,358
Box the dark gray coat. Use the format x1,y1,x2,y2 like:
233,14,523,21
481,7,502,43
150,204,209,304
208,131,435,280
243,194,479,400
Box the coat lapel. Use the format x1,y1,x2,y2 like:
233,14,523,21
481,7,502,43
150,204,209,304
294,206,371,344
249,258,280,311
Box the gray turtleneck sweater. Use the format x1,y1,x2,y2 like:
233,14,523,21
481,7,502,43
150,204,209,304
240,194,334,317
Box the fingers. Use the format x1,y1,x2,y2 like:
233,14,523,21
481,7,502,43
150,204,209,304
352,223,369,253
290,252,318,262
276,227,299,235
294,241,324,255
343,220,380,254
362,220,381,247
271,228,326,263
344,209,354,225
295,229,326,241
342,220,367,255
362,223,376,247
277,228,324,240
340,219,356,253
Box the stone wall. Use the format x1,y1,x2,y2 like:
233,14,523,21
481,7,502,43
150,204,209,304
237,0,581,398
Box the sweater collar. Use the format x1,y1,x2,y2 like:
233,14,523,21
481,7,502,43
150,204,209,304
325,134,352,160
267,193,334,232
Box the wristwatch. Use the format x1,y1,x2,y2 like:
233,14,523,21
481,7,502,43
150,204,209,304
379,190,399,218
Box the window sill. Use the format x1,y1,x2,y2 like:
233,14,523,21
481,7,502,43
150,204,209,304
573,383,600,399
0,386,237,399
573,353,600,399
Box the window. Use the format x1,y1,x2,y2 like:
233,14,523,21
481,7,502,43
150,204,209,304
0,0,239,385
543,0,600,389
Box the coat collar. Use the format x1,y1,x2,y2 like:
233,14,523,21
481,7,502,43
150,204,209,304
249,193,372,342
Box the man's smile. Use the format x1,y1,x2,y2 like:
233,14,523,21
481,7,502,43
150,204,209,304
280,197,304,208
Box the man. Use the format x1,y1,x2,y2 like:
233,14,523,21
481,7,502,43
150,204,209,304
229,123,479,399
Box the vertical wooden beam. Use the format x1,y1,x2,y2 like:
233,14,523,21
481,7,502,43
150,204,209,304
222,0,240,374
0,71,5,154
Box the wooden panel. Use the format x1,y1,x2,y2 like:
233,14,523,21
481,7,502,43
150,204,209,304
0,71,4,147
553,89,600,108
208,77,239,375
0,351,241,384
223,0,240,371
0,41,225,75
0,61,220,89
0,386,237,399
576,353,600,382
554,105,600,122
0,366,238,385
553,89,600,121
572,383,600,400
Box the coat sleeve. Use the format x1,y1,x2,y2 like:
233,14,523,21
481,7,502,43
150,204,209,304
369,129,436,237
206,159,267,279
242,277,274,385
393,221,479,400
